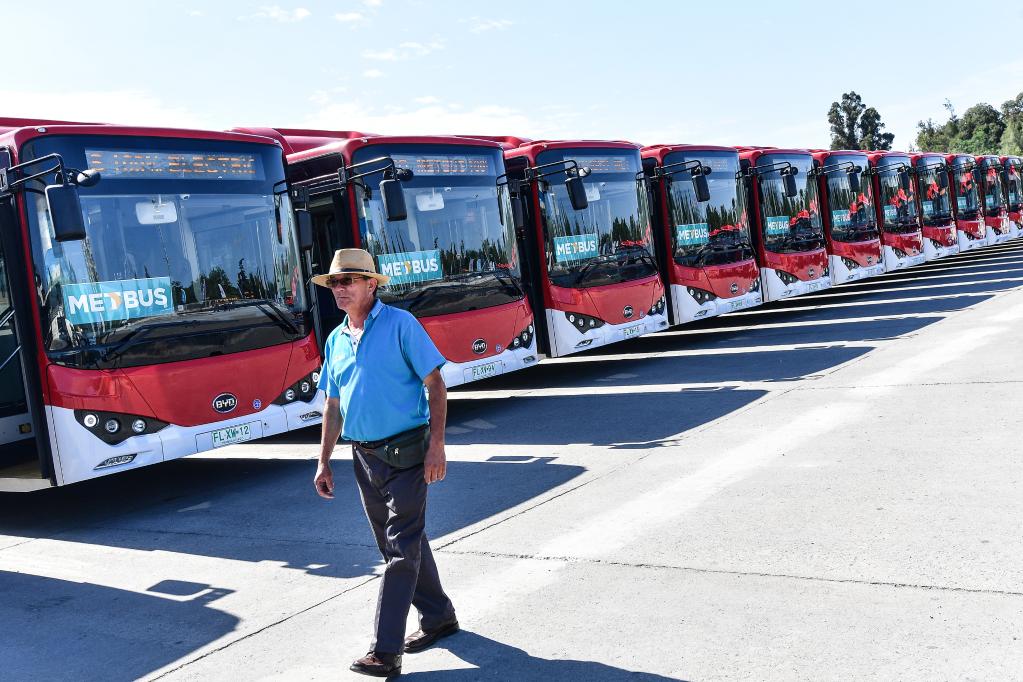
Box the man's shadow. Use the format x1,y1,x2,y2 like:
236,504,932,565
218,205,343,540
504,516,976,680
401,630,688,681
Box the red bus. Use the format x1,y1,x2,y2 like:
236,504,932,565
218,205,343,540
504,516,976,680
234,128,537,387
0,121,320,490
910,152,959,261
867,151,927,270
944,153,987,252
1001,155,1023,235
640,144,762,324
976,154,1015,244
737,147,831,301
810,150,885,284
480,137,667,357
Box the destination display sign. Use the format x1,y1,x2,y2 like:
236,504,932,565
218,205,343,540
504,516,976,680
391,153,493,176
85,149,264,180
571,154,637,174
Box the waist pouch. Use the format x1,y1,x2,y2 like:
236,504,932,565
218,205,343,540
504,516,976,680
359,424,430,469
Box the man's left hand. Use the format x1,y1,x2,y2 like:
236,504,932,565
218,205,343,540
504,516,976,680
424,441,446,484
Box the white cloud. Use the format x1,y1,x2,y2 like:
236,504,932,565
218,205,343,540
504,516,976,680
246,6,311,23
362,40,444,61
362,0,383,6
362,69,384,79
414,96,440,105
0,90,208,129
299,100,578,139
469,17,513,33
334,12,365,23
187,9,205,17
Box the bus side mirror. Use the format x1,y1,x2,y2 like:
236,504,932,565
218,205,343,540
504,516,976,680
782,169,798,198
899,168,911,193
511,194,525,229
565,175,589,211
380,178,408,222
46,183,87,242
938,170,949,189
296,209,314,250
848,168,861,194
971,166,982,187
692,169,711,203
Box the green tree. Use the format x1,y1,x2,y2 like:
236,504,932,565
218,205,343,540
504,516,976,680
1000,91,1023,155
956,103,1005,155
827,91,894,150
915,98,1008,154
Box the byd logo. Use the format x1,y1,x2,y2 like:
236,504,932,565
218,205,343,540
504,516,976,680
623,305,634,319
730,282,739,295
472,338,487,354
212,393,238,414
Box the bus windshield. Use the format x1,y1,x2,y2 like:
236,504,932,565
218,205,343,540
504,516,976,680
756,153,824,254
823,154,877,243
1007,159,1022,211
952,157,980,219
352,144,523,318
21,135,307,369
662,150,754,266
980,158,1004,213
534,148,657,289
916,158,952,226
876,155,919,234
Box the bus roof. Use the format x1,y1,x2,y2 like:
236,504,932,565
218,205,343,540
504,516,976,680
640,144,737,163
0,123,280,154
230,127,378,155
281,133,506,165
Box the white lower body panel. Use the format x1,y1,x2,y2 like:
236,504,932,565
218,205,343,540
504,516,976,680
987,222,1018,245
760,267,832,303
922,237,959,261
829,255,885,285
441,339,540,388
957,229,986,252
882,246,927,271
547,308,668,358
669,283,762,324
0,412,34,447
49,394,325,486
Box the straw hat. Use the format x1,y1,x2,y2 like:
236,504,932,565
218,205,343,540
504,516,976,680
311,249,390,287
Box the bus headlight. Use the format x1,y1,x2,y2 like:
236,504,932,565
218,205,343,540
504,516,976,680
83,413,99,428
749,278,761,292
687,287,717,303
311,371,321,383
842,257,859,270
274,370,321,405
563,311,605,333
131,419,147,434
73,409,167,445
775,270,799,285
104,419,120,434
512,323,535,350
648,295,666,316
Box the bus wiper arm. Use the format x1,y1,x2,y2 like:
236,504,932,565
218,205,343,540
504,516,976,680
216,298,300,335
99,319,202,364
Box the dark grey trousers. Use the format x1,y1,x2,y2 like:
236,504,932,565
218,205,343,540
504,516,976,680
352,444,456,655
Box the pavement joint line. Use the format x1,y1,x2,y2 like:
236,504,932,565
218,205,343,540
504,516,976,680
63,524,380,552
434,548,1023,599
149,574,382,681
0,537,42,553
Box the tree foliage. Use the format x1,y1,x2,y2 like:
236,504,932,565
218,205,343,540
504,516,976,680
914,93,1023,154
827,91,894,151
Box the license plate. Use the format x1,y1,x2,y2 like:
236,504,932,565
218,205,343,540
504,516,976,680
622,324,642,339
210,423,253,447
465,360,502,382
729,299,748,311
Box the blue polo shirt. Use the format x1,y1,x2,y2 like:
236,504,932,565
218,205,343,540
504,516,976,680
317,299,446,442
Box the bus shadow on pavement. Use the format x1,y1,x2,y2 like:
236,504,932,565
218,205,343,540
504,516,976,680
401,630,685,681
447,387,767,448
0,570,238,681
0,456,586,580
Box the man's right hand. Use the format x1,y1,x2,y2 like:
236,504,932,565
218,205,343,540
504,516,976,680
314,463,335,499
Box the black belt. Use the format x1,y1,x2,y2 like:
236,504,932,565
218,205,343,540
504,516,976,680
354,423,428,450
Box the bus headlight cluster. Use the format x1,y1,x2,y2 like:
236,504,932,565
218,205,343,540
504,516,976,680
749,278,761,292
274,370,320,405
648,296,666,316
822,264,830,277
687,287,717,303
893,247,908,258
776,270,800,285
511,323,534,349
841,257,859,270
564,311,605,332
74,409,168,446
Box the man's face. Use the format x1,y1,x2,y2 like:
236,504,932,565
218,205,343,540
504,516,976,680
328,275,376,312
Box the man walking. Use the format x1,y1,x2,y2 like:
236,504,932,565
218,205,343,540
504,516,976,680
312,249,459,677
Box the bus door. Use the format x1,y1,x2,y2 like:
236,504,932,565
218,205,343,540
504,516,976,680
0,234,32,449
508,173,550,354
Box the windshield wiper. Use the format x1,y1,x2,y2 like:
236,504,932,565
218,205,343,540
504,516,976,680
213,298,301,335
99,319,202,365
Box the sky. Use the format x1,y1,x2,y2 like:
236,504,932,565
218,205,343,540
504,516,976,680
3,1,1022,150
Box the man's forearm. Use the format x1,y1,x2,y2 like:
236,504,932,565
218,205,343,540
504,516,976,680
425,373,447,444
319,399,343,465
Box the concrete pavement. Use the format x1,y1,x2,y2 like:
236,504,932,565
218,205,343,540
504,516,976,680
3,241,1023,680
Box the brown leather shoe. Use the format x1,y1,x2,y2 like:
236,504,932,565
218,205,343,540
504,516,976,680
403,619,460,653
349,651,402,677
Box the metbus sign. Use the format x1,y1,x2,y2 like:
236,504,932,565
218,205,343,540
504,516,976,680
63,277,173,325
377,249,442,285
553,234,599,262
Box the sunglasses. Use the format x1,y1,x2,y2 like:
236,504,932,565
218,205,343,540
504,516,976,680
327,275,368,287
